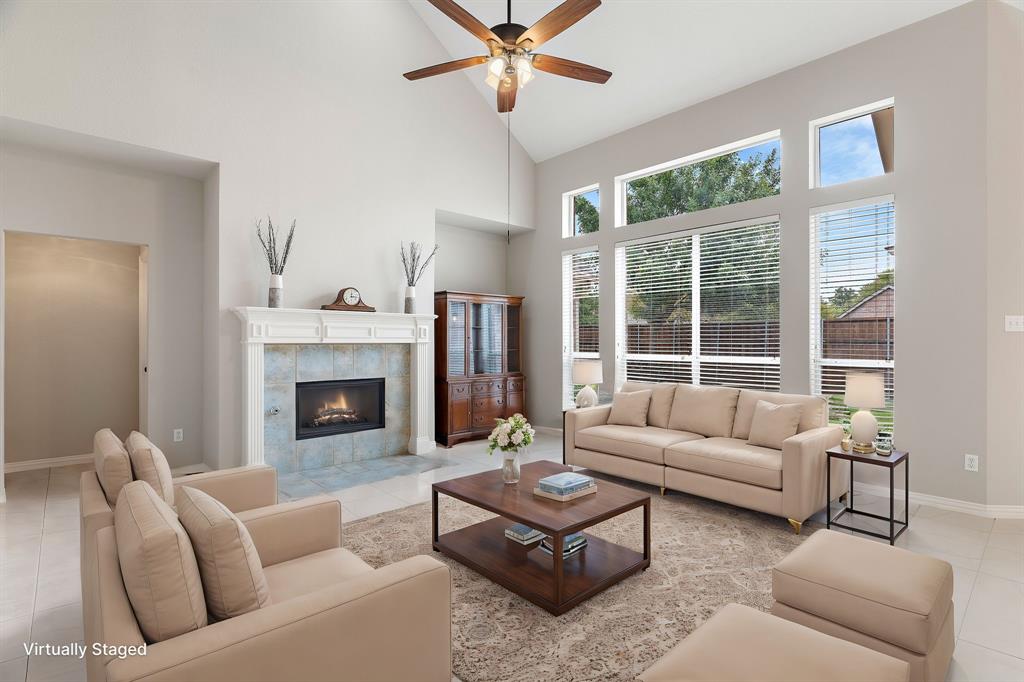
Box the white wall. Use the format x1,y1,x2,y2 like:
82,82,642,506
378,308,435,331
0,143,206,468
512,0,1021,506
4,233,140,462
0,1,535,469
434,223,509,295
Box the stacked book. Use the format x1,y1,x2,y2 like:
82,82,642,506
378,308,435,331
533,472,596,502
505,523,544,545
539,531,588,559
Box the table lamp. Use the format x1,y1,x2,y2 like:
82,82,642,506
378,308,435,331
572,359,603,408
844,371,885,454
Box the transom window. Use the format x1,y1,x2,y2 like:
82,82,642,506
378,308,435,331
615,218,781,391
811,99,894,188
616,133,781,227
562,185,600,237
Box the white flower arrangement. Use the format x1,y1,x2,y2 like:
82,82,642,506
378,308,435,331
487,413,535,456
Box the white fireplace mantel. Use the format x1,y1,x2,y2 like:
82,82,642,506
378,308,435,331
232,306,437,465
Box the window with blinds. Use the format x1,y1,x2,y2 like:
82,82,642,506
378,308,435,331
615,219,780,391
810,198,895,442
562,249,600,408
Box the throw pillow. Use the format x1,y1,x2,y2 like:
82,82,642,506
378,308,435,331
176,486,271,620
747,400,803,449
621,381,677,428
126,431,175,506
114,481,208,643
607,390,652,427
667,384,740,437
93,428,132,505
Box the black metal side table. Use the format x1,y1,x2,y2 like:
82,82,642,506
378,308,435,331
826,447,909,545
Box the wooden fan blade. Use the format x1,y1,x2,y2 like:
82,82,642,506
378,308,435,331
531,54,611,83
427,0,501,45
517,0,600,49
497,72,518,113
404,56,488,81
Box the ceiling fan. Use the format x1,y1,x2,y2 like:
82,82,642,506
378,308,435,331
404,0,612,113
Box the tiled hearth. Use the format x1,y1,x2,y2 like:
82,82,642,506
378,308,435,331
264,344,411,473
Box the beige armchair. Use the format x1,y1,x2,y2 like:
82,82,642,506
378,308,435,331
85,495,452,682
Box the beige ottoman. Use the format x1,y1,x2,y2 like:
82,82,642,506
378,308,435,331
772,530,954,682
639,603,908,682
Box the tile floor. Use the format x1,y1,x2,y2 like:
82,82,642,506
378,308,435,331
1,433,1021,681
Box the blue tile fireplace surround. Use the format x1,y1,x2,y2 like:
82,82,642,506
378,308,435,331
263,343,411,474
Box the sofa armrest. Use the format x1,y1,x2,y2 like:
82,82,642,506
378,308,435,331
106,555,452,682
564,405,611,466
80,472,114,590
781,425,845,522
172,464,277,513
237,496,342,567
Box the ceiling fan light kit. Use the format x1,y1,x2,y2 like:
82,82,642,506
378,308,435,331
404,0,612,113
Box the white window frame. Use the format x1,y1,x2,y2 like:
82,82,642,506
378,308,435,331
562,183,601,238
809,97,894,189
809,194,896,436
613,130,781,228
562,246,600,409
613,214,781,392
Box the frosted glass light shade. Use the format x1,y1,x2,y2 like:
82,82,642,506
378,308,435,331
572,359,603,385
844,371,885,409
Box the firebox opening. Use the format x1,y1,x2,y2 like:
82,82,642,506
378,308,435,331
295,378,385,440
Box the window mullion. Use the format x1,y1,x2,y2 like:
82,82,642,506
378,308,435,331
691,233,701,386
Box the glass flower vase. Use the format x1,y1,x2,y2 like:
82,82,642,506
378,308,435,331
502,450,521,485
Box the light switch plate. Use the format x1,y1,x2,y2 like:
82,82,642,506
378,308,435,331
173,429,184,442
1006,315,1024,333
964,453,979,472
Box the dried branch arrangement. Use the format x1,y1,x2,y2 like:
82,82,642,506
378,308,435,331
256,217,296,275
400,241,439,286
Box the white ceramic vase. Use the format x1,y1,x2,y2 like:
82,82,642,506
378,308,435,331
404,284,416,314
268,274,284,308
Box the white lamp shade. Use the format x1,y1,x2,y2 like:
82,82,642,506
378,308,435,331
572,359,603,385
844,371,885,409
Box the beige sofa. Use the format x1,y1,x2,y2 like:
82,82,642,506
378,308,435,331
564,383,847,532
85,495,452,682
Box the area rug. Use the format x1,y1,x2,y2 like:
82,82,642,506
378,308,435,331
343,478,813,682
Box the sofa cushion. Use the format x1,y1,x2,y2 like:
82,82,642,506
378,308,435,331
733,389,828,439
607,390,652,427
667,384,739,438
126,431,175,506
94,428,132,505
665,437,783,489
176,486,271,620
263,548,373,603
621,381,676,428
773,529,954,654
638,603,909,682
114,481,207,643
576,424,703,465
747,400,802,450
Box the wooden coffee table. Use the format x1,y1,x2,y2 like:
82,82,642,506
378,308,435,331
432,460,651,615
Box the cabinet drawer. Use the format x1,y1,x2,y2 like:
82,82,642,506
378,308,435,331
450,383,470,399
472,411,503,429
472,396,505,411
472,379,506,395
507,378,524,392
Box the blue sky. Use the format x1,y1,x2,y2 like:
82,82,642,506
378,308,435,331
819,114,884,186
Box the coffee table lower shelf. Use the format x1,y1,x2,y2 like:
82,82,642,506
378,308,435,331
433,516,648,615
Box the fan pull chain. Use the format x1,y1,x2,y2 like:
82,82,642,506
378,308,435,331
507,110,511,245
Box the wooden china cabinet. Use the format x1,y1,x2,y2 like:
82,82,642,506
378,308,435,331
434,291,525,447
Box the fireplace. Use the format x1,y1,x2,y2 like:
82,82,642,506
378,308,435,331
295,378,385,440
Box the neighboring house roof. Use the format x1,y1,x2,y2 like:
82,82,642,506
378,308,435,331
838,285,894,319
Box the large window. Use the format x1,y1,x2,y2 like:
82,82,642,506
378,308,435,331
618,133,781,226
812,99,894,188
615,219,781,391
810,198,895,441
562,249,600,407
563,185,600,237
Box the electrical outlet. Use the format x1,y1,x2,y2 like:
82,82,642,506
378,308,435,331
1006,315,1024,333
964,453,979,472
173,429,184,443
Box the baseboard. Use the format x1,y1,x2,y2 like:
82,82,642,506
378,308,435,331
858,482,1024,519
4,453,94,473
534,426,563,437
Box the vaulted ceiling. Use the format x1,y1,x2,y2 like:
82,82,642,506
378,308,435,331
408,0,972,161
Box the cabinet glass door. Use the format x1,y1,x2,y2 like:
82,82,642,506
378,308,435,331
470,302,503,375
448,300,467,376
506,304,521,373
